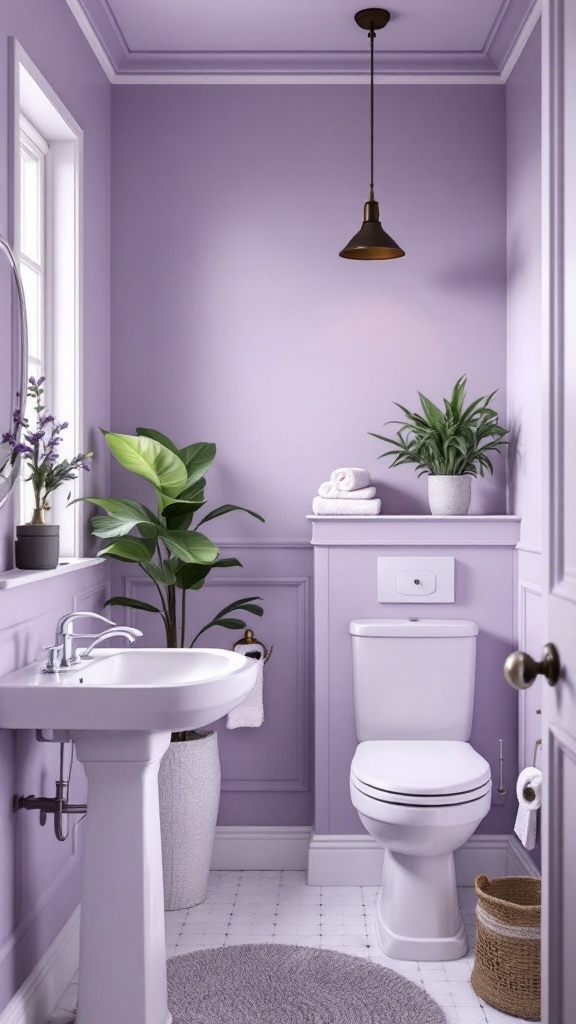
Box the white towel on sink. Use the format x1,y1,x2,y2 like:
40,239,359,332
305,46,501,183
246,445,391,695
227,646,265,729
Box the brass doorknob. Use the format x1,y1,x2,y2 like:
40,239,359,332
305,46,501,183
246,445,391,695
504,643,561,690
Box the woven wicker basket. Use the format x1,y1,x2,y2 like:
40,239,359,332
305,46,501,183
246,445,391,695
471,874,541,1021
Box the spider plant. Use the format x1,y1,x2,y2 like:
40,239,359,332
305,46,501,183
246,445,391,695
370,375,509,477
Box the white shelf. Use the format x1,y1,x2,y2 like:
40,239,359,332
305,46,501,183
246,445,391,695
308,514,522,548
0,557,103,589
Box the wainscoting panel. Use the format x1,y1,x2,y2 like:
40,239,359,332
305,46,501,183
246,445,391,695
115,543,314,826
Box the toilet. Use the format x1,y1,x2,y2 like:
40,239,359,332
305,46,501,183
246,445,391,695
349,618,491,961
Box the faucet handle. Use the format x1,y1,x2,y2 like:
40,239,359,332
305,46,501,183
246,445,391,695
43,644,63,674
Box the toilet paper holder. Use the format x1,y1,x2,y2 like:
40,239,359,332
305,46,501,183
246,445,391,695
522,740,543,802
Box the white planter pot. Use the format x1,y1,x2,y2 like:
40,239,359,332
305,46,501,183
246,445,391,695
158,730,221,911
427,475,472,516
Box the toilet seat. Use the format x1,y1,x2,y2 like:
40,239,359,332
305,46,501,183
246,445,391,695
350,740,491,808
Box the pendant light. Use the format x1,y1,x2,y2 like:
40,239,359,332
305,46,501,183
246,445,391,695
340,8,405,261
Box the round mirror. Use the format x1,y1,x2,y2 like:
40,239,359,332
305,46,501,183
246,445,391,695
0,236,29,510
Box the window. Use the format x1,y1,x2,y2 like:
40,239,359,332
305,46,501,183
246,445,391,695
14,44,83,556
18,117,50,526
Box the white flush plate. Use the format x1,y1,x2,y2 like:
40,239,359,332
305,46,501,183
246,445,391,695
377,556,455,603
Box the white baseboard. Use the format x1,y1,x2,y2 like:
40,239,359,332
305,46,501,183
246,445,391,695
211,826,312,870
0,906,80,1024
307,834,384,886
307,833,541,886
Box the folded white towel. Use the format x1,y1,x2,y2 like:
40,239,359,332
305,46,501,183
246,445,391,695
227,647,264,728
330,467,371,491
312,496,381,516
318,482,376,499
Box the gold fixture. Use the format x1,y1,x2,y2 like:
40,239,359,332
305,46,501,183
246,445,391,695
233,628,272,662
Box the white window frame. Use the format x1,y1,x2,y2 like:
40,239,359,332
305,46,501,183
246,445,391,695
11,40,84,557
18,116,51,527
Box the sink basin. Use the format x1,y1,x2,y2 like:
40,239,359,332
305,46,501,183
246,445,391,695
0,645,258,1024
0,647,257,731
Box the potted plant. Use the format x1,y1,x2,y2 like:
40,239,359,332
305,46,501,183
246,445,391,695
77,427,264,909
369,375,509,515
3,376,93,568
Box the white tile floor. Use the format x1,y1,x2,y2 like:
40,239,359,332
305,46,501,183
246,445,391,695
49,871,533,1024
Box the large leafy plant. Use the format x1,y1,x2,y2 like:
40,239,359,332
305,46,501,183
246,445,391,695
78,428,264,650
370,376,509,477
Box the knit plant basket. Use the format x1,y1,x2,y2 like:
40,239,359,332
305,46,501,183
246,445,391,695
471,874,541,1021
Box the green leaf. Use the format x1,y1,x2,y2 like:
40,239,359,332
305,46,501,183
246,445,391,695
179,443,216,485
213,595,262,617
197,504,265,527
162,500,205,519
177,478,206,502
209,617,246,630
137,521,160,540
236,603,264,617
103,596,162,615
145,561,177,586
160,528,219,564
190,616,248,645
105,433,187,497
98,536,156,562
135,427,180,458
175,563,212,590
212,557,243,568
86,499,159,539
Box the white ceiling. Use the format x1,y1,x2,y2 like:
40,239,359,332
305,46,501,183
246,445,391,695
103,0,504,54
68,0,541,81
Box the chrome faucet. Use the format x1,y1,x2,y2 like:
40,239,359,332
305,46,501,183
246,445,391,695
80,627,143,659
56,612,117,668
43,612,142,673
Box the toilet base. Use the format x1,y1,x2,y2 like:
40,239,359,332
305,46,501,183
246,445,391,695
374,847,468,961
375,900,467,961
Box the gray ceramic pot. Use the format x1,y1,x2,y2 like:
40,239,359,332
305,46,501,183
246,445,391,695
15,524,60,570
427,476,472,516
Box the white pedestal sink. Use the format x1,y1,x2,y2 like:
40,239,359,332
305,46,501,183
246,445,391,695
0,648,257,1024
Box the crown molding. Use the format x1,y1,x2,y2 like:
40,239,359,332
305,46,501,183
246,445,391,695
66,0,541,85
498,0,542,81
65,0,115,81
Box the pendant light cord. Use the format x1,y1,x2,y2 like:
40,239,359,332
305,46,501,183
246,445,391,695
369,23,375,201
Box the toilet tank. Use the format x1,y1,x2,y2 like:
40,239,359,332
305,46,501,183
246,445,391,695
350,618,479,741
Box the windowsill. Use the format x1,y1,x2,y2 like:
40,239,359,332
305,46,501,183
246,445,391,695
0,557,103,589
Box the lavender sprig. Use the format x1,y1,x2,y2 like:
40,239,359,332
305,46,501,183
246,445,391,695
3,377,93,519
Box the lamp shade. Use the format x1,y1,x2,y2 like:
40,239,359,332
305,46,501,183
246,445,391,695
339,198,404,260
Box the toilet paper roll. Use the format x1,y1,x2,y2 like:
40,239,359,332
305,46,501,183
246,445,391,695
516,767,542,810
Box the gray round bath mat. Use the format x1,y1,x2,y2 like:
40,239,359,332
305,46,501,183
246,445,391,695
167,944,446,1023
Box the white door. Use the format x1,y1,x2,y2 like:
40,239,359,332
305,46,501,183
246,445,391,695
541,0,576,1019
506,2,576,1020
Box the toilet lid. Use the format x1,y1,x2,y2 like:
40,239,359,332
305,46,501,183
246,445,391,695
350,740,491,798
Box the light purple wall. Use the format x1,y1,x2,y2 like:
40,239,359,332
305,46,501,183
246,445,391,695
110,83,507,826
111,84,507,524
506,22,543,868
0,2,111,1012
